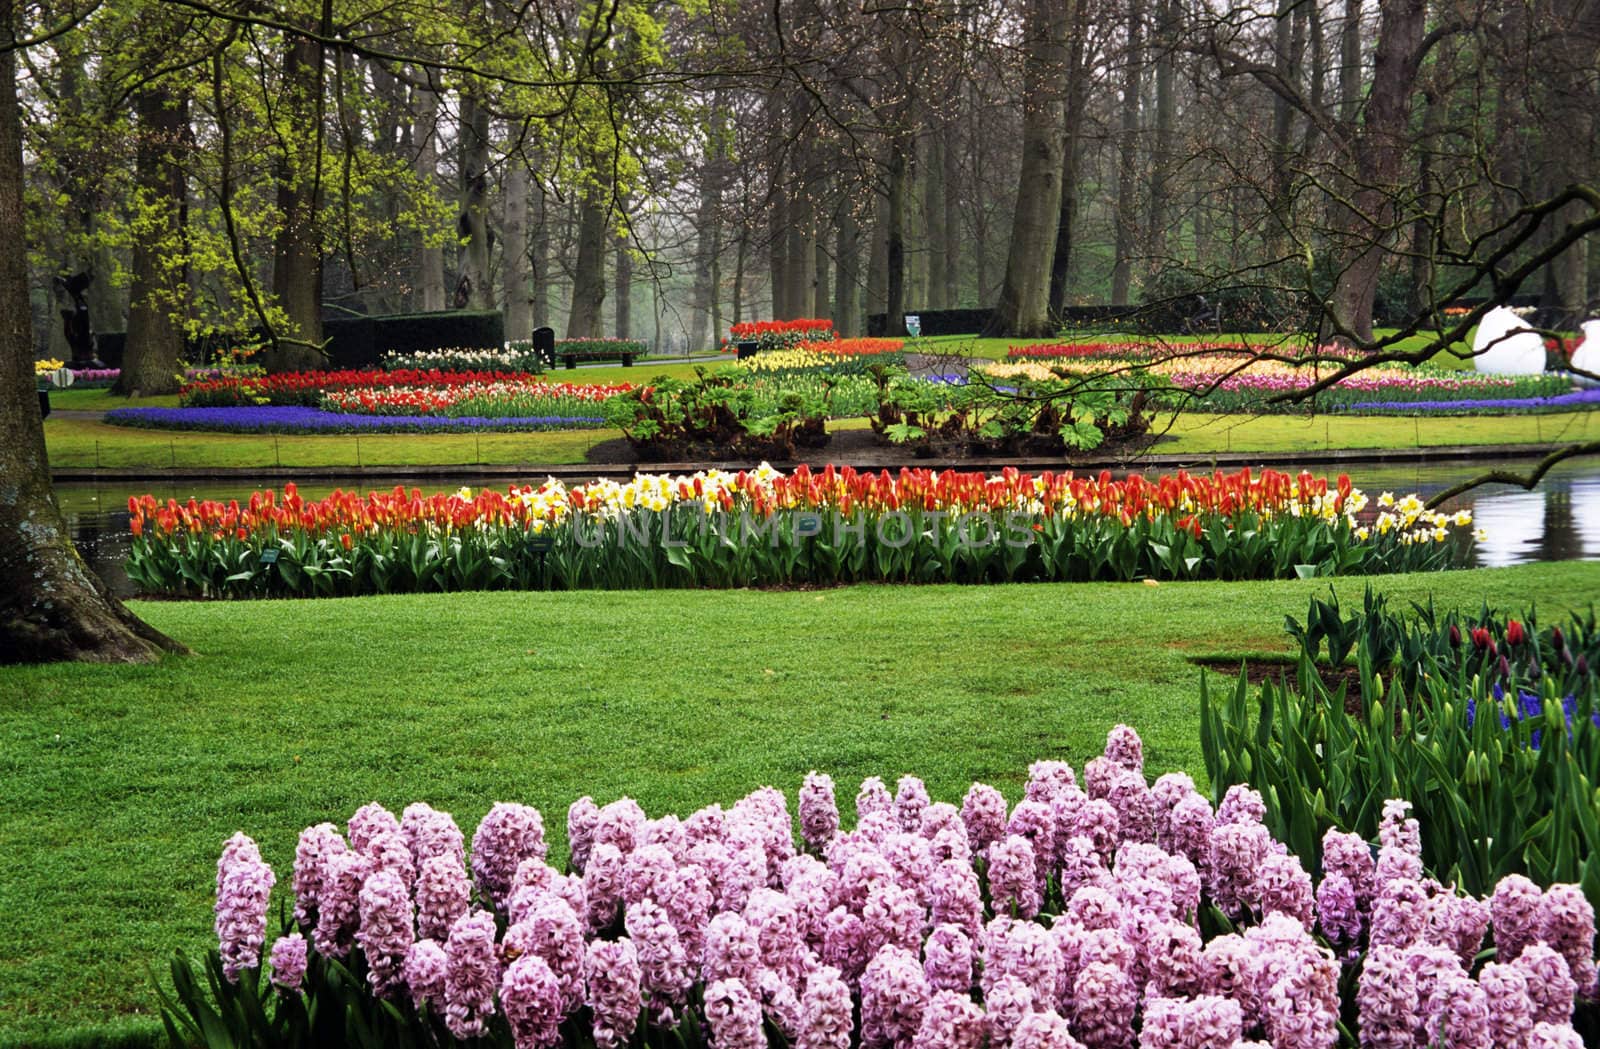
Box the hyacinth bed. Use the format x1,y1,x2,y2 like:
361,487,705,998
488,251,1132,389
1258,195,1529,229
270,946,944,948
102,405,605,435
995,344,1579,413
122,466,1477,598
178,725,1597,1048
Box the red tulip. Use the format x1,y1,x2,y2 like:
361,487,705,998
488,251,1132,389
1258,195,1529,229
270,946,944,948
1506,620,1526,646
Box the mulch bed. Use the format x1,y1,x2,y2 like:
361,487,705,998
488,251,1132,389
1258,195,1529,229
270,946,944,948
1190,657,1395,716
585,426,1172,469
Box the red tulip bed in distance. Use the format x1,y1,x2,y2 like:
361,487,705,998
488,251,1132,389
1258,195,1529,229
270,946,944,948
174,725,1595,1048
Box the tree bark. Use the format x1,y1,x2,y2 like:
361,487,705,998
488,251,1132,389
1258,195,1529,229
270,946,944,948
925,135,949,310
531,179,550,329
1146,0,1178,269
457,90,492,310
566,176,610,337
0,4,185,664
1323,0,1425,343
1048,6,1090,317
267,31,325,371
885,135,909,336
833,198,860,337
985,0,1071,336
688,100,726,352
614,206,632,339
413,78,446,312
768,162,790,318
1110,0,1145,307
116,86,188,397
503,157,531,339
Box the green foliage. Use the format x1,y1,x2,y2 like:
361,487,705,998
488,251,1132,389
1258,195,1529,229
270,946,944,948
601,371,834,459
1200,588,1600,906
554,338,647,361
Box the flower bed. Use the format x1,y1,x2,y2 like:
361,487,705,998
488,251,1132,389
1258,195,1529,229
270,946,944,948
383,346,548,373
728,318,835,352
320,380,630,420
553,338,647,363
1331,387,1600,414
167,725,1592,1048
180,369,556,408
104,406,603,435
806,337,906,356
124,467,1476,598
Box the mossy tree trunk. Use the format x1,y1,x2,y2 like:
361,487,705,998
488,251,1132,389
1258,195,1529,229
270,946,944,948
0,3,185,664
116,85,188,397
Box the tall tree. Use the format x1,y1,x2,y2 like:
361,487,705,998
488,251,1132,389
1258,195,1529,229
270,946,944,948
115,84,190,396
985,0,1072,336
1,0,183,663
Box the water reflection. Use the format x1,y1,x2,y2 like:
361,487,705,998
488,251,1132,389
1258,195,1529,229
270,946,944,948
53,458,1600,596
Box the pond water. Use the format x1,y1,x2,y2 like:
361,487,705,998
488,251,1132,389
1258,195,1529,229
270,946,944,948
54,457,1600,597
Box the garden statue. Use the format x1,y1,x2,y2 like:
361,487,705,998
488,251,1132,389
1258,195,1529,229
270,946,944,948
53,271,105,369
1569,318,1600,384
1471,305,1546,374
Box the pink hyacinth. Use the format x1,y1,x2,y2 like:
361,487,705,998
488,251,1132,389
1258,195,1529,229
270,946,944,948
347,801,401,854
1515,943,1578,1026
471,802,548,912
986,918,1061,1006
584,937,642,1049
929,857,985,938
920,801,963,839
1428,891,1490,966
756,968,802,1039
894,775,930,833
914,989,985,1049
643,814,688,860
960,782,1008,855
625,898,692,1022
1138,995,1242,1049
364,829,416,890
415,852,471,942
582,842,625,931
1072,799,1120,862
1011,1010,1086,1049
800,771,841,852
291,822,346,925
1104,772,1156,846
857,776,893,824
1072,961,1135,1049
1374,842,1423,884
1214,784,1265,826
567,795,599,873
704,977,765,1049
860,944,928,1049
403,938,449,1012
268,933,308,992
356,867,414,996
660,863,715,962
1478,961,1535,1049
821,905,869,987
1207,820,1272,919
882,832,933,901
1255,851,1315,926
1058,835,1111,901
216,833,276,982
500,954,564,1049
443,910,500,1039
1369,877,1429,949
863,880,923,954
1103,724,1143,772
1492,873,1545,962
1008,799,1059,882
502,894,587,1014
400,802,465,870
703,910,762,985
312,849,367,959
1378,799,1421,857
1143,920,1205,998
1025,760,1078,804
986,835,1041,919
1357,944,1419,1049
1425,973,1492,1049
621,842,676,907
983,973,1035,1049
924,924,973,992
732,785,794,884
1314,871,1362,956
1320,827,1375,907
685,802,726,846
595,797,647,855
1530,1022,1586,1048
1167,793,1215,875
1149,771,1196,846
1539,883,1599,996
796,964,854,1049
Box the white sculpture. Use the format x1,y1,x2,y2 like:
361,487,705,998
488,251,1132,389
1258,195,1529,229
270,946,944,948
1569,318,1600,379
1472,306,1547,375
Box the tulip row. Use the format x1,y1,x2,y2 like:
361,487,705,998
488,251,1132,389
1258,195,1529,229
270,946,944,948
122,466,1476,598
319,379,632,419
728,319,836,352
179,369,577,408
168,725,1594,1048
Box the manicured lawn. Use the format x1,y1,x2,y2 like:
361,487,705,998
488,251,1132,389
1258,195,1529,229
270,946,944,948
1,561,1598,1045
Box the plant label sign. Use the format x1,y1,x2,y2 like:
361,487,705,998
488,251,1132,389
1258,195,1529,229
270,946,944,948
904,315,922,338
259,547,280,565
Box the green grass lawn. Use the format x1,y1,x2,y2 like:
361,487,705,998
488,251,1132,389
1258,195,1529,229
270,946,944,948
1,561,1598,1046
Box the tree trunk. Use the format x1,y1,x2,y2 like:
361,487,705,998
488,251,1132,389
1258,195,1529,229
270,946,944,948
566,177,610,338
1049,4,1089,316
614,208,632,339
768,167,790,319
531,179,550,329
688,100,726,352
833,199,860,337
732,226,747,325
1110,0,1145,307
1339,0,1362,124
1146,0,1177,269
267,31,325,372
413,79,446,312
116,86,188,397
457,91,492,310
885,136,909,336
1323,0,1425,344
0,6,185,664
503,158,531,339
867,191,888,321
985,0,1071,337
814,235,830,321
925,135,949,310
941,124,960,308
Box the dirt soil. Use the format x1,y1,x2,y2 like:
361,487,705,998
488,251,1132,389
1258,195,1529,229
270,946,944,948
1190,657,1393,716
586,426,1173,469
